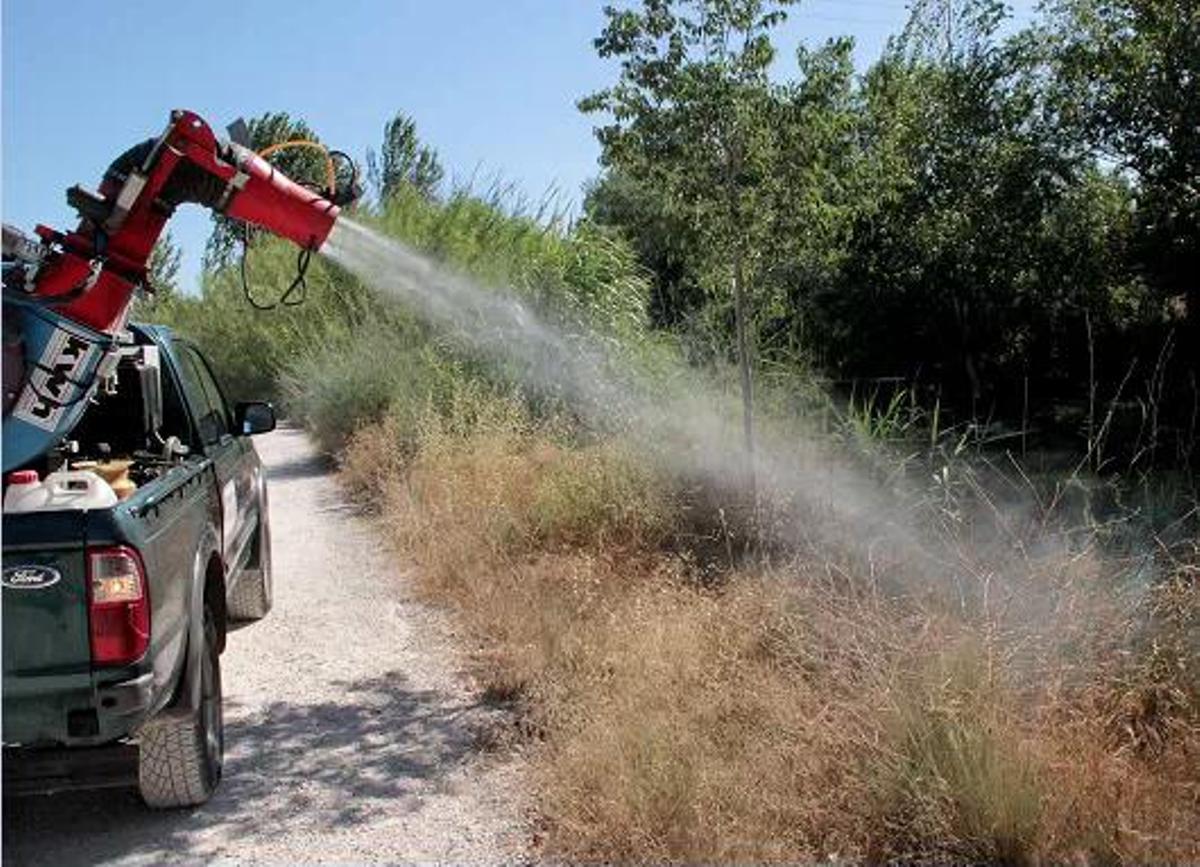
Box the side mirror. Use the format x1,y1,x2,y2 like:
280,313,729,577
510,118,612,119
234,401,276,436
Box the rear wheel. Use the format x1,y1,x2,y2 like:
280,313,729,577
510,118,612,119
138,603,223,808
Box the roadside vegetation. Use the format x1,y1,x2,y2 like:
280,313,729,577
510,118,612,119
149,0,1198,861
334,378,1198,862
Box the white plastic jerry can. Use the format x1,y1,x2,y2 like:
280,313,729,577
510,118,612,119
3,470,49,512
43,470,119,510
3,469,118,513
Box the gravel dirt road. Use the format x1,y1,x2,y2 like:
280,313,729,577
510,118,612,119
3,427,528,865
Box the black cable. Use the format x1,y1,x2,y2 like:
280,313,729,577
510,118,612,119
327,150,360,206
238,148,354,311
240,222,312,311
280,246,311,307
239,223,274,311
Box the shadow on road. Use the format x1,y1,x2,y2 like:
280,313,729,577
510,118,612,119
3,671,483,865
262,451,336,483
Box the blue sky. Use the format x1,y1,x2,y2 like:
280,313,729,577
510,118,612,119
3,1,1035,292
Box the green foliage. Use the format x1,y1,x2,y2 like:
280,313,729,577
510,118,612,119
366,112,444,202
151,241,380,402
583,171,701,330
131,233,183,319
280,320,463,454
367,183,653,349
830,18,1104,407
1044,0,1198,194
584,0,1196,463
844,388,921,445
580,0,796,299
1043,0,1200,316
147,233,182,298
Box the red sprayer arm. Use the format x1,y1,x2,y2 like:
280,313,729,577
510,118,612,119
222,150,339,250
25,110,343,333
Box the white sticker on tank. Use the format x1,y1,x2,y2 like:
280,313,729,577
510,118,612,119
12,328,96,432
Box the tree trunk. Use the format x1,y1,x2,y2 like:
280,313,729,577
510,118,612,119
725,135,756,508
732,249,756,498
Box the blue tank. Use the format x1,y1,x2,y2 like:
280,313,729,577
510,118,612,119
3,298,115,472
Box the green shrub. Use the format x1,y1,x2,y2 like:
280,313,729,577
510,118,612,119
532,441,672,550
279,320,465,454
878,643,1044,864
149,240,381,402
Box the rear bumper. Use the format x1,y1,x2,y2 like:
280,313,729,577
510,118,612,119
3,671,154,746
3,672,154,795
2,742,139,796
97,671,154,717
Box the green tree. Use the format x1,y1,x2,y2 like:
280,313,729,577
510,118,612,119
1044,0,1200,350
132,233,183,319
148,233,182,299
583,171,703,330
756,36,862,373
581,0,797,482
366,112,444,203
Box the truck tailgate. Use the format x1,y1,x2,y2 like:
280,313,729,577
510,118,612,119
2,510,93,744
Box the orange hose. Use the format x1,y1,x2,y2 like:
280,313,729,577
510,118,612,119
256,140,336,198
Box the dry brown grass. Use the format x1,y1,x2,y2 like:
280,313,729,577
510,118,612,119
341,403,1200,864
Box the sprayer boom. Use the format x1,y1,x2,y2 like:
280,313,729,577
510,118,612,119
20,110,350,333
2,109,359,471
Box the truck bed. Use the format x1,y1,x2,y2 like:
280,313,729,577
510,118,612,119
2,460,209,747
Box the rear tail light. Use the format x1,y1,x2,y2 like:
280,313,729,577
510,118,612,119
87,546,150,666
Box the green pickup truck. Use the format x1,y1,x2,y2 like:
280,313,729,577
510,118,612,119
2,323,274,807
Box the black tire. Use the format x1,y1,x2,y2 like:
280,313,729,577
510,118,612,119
138,604,224,808
228,518,272,622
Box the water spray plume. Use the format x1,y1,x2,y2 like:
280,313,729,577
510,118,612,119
323,217,935,576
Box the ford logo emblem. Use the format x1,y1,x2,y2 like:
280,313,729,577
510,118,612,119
2,565,62,590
